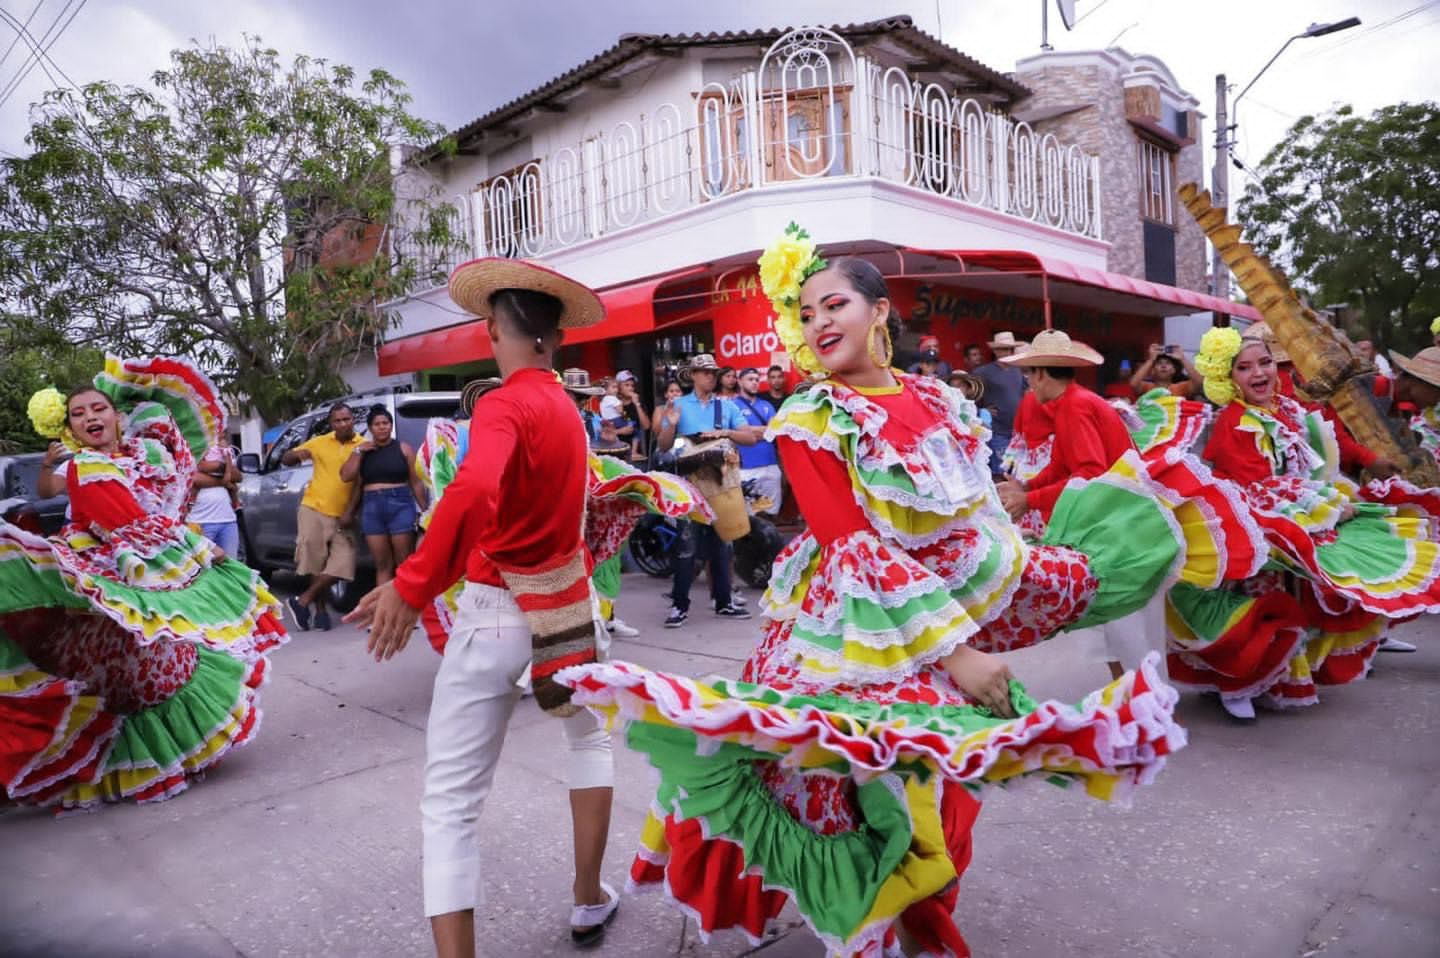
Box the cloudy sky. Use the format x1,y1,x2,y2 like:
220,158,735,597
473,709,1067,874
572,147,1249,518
0,0,1434,175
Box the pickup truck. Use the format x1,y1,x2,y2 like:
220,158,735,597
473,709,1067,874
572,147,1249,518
237,389,461,610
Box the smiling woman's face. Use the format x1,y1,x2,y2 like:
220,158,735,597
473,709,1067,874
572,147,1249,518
799,267,887,377
67,389,119,450
1231,342,1276,406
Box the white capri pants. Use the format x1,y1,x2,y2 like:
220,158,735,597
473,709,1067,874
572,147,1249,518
421,582,613,917
1071,591,1169,675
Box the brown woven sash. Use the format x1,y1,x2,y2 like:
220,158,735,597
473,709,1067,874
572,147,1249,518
496,549,596,716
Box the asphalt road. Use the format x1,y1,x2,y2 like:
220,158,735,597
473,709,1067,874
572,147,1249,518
2,574,1436,958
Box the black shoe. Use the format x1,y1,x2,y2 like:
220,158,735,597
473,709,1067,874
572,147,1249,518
287,596,311,631
714,603,751,620
664,607,688,629
313,607,333,632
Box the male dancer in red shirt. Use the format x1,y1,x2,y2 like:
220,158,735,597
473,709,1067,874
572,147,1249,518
348,259,619,956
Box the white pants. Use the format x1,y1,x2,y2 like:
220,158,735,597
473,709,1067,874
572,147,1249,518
740,464,783,515
1071,591,1169,675
421,582,613,917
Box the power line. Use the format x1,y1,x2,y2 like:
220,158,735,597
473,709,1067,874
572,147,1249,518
0,0,46,75
1295,1,1440,62
0,0,86,110
0,6,74,92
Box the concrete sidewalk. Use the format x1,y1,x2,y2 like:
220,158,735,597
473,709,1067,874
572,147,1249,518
2,573,1436,957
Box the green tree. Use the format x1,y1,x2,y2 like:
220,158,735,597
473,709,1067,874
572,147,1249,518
0,38,460,426
0,321,102,453
1237,102,1440,354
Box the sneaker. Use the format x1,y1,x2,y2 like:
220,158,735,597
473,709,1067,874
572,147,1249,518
664,607,688,629
313,607,333,632
1378,636,1417,653
730,591,748,608
714,603,752,620
607,617,640,638
287,596,311,631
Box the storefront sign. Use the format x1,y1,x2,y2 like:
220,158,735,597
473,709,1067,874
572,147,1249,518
711,273,782,370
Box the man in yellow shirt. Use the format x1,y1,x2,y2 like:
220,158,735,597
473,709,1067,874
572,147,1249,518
281,402,364,630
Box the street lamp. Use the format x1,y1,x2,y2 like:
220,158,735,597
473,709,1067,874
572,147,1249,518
1210,15,1360,304
1230,17,1362,127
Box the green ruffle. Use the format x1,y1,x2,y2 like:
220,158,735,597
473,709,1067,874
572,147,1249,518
1043,476,1181,629
1314,511,1428,583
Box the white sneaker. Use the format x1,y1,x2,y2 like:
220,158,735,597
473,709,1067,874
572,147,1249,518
1378,636,1417,653
607,617,640,638
1220,695,1257,723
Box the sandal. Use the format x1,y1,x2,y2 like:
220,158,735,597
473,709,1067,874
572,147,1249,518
570,881,619,948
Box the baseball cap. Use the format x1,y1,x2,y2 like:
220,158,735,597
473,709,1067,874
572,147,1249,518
615,369,636,383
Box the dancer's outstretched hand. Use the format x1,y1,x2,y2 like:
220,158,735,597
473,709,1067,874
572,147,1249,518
940,645,1017,718
346,581,421,662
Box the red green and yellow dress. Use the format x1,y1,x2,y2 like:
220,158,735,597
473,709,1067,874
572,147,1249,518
0,357,287,811
413,416,712,654
1166,395,1440,707
559,373,1263,958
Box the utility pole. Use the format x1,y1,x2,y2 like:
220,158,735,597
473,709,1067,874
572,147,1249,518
1211,73,1230,320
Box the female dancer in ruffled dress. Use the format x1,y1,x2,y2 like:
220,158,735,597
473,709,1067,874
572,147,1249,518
557,225,1265,957
1,357,286,811
1165,328,1440,719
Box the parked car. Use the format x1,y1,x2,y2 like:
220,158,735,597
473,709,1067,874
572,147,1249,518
0,451,70,536
237,388,461,611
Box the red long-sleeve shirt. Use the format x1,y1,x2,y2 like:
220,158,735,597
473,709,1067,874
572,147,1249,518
393,368,588,609
1023,383,1135,518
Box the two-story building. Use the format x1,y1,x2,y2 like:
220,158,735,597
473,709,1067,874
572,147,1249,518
362,15,1254,401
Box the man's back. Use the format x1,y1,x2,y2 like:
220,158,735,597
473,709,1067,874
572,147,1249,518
975,361,1024,433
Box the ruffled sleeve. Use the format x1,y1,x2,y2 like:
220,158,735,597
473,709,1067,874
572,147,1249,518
1129,388,1212,457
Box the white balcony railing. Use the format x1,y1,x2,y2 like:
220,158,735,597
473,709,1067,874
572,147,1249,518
392,28,1102,274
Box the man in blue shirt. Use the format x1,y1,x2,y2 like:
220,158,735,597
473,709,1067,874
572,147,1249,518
732,368,782,516
655,354,756,628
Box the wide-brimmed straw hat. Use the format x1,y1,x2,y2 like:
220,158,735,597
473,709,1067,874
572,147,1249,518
987,331,1027,351
998,329,1102,367
560,368,605,397
950,372,985,401
449,258,605,329
1391,347,1440,389
1242,321,1290,364
459,377,503,417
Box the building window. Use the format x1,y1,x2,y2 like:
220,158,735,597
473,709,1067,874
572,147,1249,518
477,160,542,259
1136,138,1174,225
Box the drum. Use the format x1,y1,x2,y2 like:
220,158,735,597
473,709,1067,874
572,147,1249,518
675,437,750,541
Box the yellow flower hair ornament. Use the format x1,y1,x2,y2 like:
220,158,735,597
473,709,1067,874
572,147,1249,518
27,387,67,440
758,222,828,376
1430,316,1440,336
1195,326,1245,406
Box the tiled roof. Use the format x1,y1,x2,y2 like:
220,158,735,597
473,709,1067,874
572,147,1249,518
424,15,1029,158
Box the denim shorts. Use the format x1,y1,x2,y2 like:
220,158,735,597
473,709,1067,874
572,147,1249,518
361,486,418,536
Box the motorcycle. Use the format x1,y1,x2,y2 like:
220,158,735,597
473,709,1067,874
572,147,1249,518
627,478,788,589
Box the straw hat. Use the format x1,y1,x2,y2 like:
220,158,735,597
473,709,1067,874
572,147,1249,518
560,368,606,396
998,329,1102,367
459,377,503,417
1242,321,1290,364
448,258,605,329
987,331,1027,352
1391,347,1440,390
950,372,985,402
687,353,720,371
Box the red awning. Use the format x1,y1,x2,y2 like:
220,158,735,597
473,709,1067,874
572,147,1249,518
377,266,710,376
891,248,1262,323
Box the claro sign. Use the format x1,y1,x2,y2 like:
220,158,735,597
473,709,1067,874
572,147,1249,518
710,271,785,369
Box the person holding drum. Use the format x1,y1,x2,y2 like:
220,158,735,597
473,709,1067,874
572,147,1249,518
654,353,755,628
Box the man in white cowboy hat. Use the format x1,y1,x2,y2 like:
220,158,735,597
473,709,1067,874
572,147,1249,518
656,353,756,628
346,258,622,956
997,328,1160,680
973,331,1028,477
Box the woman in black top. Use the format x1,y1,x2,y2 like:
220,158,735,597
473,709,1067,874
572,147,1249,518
340,407,427,584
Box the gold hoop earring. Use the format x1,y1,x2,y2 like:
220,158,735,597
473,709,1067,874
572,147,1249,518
868,322,893,369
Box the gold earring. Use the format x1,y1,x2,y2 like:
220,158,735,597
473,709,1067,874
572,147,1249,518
868,323,893,369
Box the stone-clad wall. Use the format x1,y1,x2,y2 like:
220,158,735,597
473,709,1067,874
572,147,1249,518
1015,55,1209,294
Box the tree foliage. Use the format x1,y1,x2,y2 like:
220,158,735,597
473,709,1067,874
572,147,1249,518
0,321,102,453
0,38,460,426
1237,102,1440,353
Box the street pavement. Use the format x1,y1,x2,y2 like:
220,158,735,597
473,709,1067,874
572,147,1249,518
2,573,1436,958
